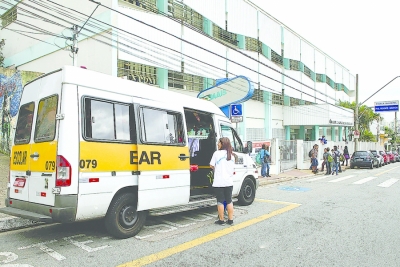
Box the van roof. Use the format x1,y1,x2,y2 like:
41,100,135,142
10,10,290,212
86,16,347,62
59,65,226,116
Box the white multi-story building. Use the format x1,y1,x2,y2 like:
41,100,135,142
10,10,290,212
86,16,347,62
1,0,354,142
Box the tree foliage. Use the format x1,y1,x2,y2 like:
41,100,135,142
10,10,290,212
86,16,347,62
338,100,383,142
384,126,398,146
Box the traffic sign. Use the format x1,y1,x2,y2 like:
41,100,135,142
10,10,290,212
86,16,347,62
231,116,243,123
230,104,243,117
374,100,399,112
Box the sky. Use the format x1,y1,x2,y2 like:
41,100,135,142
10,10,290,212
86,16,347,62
250,0,400,123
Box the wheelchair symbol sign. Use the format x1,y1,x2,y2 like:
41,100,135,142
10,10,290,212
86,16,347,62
230,104,243,117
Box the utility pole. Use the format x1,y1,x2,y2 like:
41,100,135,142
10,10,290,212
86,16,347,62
355,74,359,151
395,111,398,148
71,25,79,67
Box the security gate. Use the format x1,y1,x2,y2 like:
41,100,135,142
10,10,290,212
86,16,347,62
280,140,297,171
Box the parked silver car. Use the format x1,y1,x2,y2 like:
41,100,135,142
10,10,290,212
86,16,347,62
370,150,384,167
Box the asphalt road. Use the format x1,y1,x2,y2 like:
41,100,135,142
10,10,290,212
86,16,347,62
0,162,400,266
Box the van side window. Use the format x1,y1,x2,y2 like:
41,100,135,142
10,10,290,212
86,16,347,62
84,98,136,142
14,102,35,145
140,107,184,144
220,125,243,153
34,95,58,143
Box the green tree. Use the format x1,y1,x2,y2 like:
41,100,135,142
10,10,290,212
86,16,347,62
384,126,398,147
338,100,381,142
0,39,5,67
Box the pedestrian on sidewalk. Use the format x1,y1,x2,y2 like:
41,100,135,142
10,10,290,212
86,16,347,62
210,137,235,226
321,148,328,172
311,144,319,174
342,146,350,166
325,147,332,175
260,144,271,177
331,146,340,175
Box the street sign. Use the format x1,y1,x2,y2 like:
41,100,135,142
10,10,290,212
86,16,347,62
353,130,360,139
230,116,243,123
230,104,243,117
374,100,399,112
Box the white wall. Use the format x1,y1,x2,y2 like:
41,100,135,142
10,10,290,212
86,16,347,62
19,33,114,75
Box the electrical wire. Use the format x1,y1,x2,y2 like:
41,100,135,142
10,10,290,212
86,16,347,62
3,0,354,120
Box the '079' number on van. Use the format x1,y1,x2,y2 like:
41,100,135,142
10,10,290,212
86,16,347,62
79,159,98,169
45,161,56,170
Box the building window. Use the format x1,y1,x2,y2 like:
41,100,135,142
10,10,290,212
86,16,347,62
168,70,204,92
316,73,324,82
271,50,283,66
168,0,203,31
303,65,313,79
1,6,17,28
272,93,283,105
213,24,238,47
117,60,157,86
251,89,264,102
289,59,300,71
120,0,158,13
245,37,262,53
326,75,335,89
290,97,301,106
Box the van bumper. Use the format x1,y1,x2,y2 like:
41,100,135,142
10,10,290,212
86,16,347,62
2,195,78,223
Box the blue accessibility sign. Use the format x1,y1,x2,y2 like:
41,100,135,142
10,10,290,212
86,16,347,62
230,104,243,117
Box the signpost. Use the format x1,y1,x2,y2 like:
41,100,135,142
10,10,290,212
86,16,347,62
374,100,399,112
230,104,243,123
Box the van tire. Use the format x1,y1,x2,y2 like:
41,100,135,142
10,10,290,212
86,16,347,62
105,192,147,239
237,177,256,206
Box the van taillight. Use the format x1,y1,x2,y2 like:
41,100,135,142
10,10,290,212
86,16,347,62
56,155,71,187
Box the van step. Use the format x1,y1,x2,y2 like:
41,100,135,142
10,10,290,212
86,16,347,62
0,207,53,223
149,197,237,216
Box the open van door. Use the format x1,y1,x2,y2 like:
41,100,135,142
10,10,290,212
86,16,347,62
136,102,191,211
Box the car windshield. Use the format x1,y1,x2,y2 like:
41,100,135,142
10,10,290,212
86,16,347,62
354,151,368,156
371,151,377,156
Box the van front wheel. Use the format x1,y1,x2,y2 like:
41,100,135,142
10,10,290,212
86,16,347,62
237,177,256,206
105,192,147,239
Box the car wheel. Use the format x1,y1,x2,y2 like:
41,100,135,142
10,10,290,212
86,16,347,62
105,192,147,239
350,165,354,169
238,177,256,206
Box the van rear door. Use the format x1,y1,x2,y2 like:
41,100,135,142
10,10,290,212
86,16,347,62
10,72,61,206
136,102,190,211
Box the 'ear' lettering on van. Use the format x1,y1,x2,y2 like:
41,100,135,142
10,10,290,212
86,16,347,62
13,151,27,165
130,151,161,165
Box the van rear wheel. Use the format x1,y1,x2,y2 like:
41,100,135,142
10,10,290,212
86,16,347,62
238,177,256,206
105,192,147,239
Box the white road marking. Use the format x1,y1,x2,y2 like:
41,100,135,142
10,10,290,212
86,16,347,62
328,175,355,183
18,240,66,261
377,178,399,188
352,176,377,184
307,176,330,181
63,234,111,252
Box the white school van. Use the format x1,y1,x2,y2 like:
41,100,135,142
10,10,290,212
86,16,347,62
2,66,258,238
